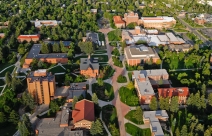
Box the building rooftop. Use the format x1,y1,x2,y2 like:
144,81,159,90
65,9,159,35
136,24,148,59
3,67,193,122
85,32,99,43
26,44,67,59
18,34,40,39
133,69,168,78
158,87,189,98
113,16,125,24
72,99,95,124
27,69,54,83
80,58,99,70
31,20,62,27
60,107,70,126
69,130,85,136
168,44,191,51
141,16,176,22
135,78,155,95
68,82,87,99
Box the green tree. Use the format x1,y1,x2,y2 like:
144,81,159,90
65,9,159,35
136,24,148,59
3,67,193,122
127,82,134,90
181,125,187,136
78,41,94,55
0,112,6,123
201,83,206,96
149,97,158,111
97,78,104,86
104,89,109,97
175,127,180,136
18,121,30,136
92,93,98,104
9,110,20,124
52,43,60,53
159,97,169,110
170,96,179,113
78,31,83,40
22,92,35,110
133,106,143,124
95,119,104,135
90,121,97,136
11,77,23,93
41,43,50,54
204,129,211,136
49,100,60,113
72,96,78,110
208,93,212,106
5,72,12,86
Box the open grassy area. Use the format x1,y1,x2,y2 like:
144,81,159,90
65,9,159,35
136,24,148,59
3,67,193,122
0,66,15,77
92,82,114,101
102,105,120,136
91,55,108,62
125,123,151,136
125,110,144,124
119,87,139,106
48,65,67,74
0,79,5,86
73,55,88,63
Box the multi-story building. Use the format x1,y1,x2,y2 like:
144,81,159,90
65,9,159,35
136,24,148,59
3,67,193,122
158,87,189,104
72,99,95,129
123,12,139,26
30,19,62,29
23,44,68,68
27,69,56,104
17,34,40,43
80,58,99,78
113,16,126,28
143,110,169,136
168,44,192,52
132,69,170,104
124,45,160,66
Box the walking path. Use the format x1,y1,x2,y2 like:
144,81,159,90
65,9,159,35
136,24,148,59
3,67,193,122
124,118,150,129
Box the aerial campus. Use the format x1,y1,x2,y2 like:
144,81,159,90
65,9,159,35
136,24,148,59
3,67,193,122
1,0,212,136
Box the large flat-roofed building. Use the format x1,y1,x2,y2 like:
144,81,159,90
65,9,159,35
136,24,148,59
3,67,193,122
17,34,40,43
139,16,176,29
31,20,62,28
124,45,160,66
158,87,189,104
72,99,95,129
113,16,126,28
132,69,170,104
168,44,192,52
80,58,99,78
143,110,169,136
23,44,68,68
27,69,56,104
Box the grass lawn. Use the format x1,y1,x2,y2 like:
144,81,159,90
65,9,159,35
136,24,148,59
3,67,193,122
73,55,88,63
119,87,139,106
94,50,107,54
0,63,12,71
99,65,115,80
0,79,5,86
91,55,108,62
0,66,15,77
125,110,144,124
92,82,114,101
0,124,17,136
48,65,67,74
112,56,123,67
107,30,121,41
125,123,151,136
102,105,120,136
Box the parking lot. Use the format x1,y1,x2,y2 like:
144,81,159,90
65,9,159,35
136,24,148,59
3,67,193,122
200,29,212,38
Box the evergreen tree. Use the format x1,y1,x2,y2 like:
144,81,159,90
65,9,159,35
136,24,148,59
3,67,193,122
0,112,6,123
78,31,83,40
92,93,98,104
72,96,78,110
41,43,50,54
208,93,212,106
52,43,60,53
97,78,104,86
149,97,158,111
18,121,30,136
127,82,134,90
9,110,20,124
22,92,35,110
180,125,187,136
170,96,179,113
159,97,169,110
175,127,180,136
5,72,12,86
201,84,206,96
95,119,104,135
90,121,97,135
104,89,109,97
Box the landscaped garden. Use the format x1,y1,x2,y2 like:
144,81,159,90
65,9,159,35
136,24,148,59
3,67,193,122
107,29,121,41
117,75,127,83
112,56,123,67
125,123,151,136
125,107,144,125
0,66,15,77
111,48,120,56
119,86,139,106
91,55,108,62
48,65,67,74
102,105,120,136
99,65,115,80
92,82,114,101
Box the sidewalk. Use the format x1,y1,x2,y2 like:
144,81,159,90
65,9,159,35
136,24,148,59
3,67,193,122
124,118,150,129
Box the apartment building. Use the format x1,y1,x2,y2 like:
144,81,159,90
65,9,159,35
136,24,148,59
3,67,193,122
23,44,68,68
80,58,99,78
72,99,95,129
143,110,169,136
158,87,189,104
17,34,40,43
123,12,139,25
31,19,62,28
113,16,126,28
27,69,56,104
132,69,170,104
124,45,160,66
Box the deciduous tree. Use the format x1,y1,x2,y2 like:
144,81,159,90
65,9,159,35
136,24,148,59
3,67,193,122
92,93,98,104
149,97,158,111
170,96,179,113
72,96,78,110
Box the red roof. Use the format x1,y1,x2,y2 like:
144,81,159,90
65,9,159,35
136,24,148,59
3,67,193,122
18,34,40,39
113,16,125,24
72,99,95,123
158,87,189,98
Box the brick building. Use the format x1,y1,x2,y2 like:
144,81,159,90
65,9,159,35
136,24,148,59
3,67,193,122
27,69,56,104
113,16,126,28
72,99,95,129
124,45,160,66
132,69,170,104
143,110,169,136
23,44,68,68
158,87,189,104
80,58,99,78
17,34,40,43
194,17,206,25
123,12,139,26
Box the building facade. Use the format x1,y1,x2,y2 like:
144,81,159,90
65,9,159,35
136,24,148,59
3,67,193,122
17,34,40,43
27,69,56,104
123,12,139,26
113,16,126,28
80,58,99,78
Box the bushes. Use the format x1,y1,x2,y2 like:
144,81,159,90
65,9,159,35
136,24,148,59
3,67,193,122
112,56,123,67
126,22,137,29
107,30,121,41
99,65,115,80
117,75,127,83
111,48,120,56
125,62,143,71
109,42,117,47
119,87,139,106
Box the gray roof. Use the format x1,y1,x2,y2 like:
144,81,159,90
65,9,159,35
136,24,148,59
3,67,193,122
168,44,191,51
68,82,87,99
135,79,155,95
60,108,70,126
86,32,99,43
133,69,168,78
69,130,85,136
80,58,99,70
44,41,72,47
26,44,67,59
27,70,54,83
143,110,169,136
